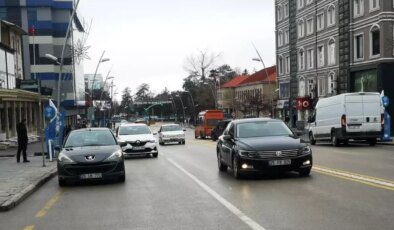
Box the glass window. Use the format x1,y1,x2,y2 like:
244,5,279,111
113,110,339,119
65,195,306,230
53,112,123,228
161,125,182,132
298,20,305,38
317,13,325,31
318,78,326,96
298,0,304,9
0,50,6,89
327,5,336,26
64,130,117,147
353,69,378,92
307,49,314,69
0,8,6,20
371,26,380,56
279,82,290,99
317,45,325,67
328,39,336,65
306,18,313,35
328,73,337,95
119,125,151,135
284,30,289,44
299,77,306,97
284,3,289,18
236,121,293,138
299,49,305,70
285,56,290,74
369,0,380,11
355,34,364,59
354,0,364,17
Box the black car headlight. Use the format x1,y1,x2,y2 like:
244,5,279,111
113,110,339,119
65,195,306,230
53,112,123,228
238,150,258,158
58,152,75,164
104,150,123,162
302,146,311,154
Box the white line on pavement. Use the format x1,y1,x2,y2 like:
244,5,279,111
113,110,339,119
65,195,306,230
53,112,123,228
166,158,267,230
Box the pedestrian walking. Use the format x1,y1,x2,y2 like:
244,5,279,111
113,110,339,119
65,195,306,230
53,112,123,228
16,119,30,163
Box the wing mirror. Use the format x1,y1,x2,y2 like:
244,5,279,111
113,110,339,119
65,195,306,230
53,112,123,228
183,128,187,132
54,145,61,152
223,134,232,141
153,132,158,135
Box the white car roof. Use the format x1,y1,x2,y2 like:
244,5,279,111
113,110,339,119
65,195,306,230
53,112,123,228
161,124,180,127
119,123,148,127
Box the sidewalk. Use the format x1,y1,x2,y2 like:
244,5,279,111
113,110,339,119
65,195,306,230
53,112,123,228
0,142,57,211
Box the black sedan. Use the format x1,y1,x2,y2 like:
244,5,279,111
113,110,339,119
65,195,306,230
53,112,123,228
216,118,312,179
57,128,125,186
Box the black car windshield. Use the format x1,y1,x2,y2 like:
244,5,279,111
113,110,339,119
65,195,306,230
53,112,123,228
236,121,293,138
162,125,182,132
64,130,116,147
119,125,151,135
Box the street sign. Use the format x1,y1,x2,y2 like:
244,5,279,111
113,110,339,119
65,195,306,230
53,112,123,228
44,106,56,120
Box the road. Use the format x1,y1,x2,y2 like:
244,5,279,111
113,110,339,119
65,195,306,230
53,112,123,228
1,128,393,230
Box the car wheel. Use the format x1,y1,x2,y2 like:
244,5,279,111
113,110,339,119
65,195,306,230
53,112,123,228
152,152,158,158
298,168,311,177
309,132,316,145
217,151,227,172
232,156,242,179
331,131,340,147
159,139,164,145
58,178,67,187
182,140,186,145
119,174,126,183
343,139,349,146
368,138,377,146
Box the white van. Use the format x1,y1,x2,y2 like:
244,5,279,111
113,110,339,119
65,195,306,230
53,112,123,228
308,92,384,146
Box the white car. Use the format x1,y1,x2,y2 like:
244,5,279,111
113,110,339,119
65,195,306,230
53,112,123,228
158,124,186,145
116,123,158,157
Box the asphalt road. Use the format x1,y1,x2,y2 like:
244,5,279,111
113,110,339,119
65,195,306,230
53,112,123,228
1,128,393,230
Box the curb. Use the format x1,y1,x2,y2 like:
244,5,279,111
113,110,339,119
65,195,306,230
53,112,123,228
0,168,57,212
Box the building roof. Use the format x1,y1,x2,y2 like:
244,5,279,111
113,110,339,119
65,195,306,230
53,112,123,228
222,75,248,88
0,20,27,36
239,66,276,86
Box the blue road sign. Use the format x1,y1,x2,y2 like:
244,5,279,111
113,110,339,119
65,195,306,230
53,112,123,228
44,106,56,120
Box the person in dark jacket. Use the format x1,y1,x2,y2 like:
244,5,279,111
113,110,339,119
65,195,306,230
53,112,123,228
16,119,29,163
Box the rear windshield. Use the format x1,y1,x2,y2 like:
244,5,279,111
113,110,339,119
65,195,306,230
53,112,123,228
119,125,151,135
237,121,293,138
64,130,116,147
162,125,182,132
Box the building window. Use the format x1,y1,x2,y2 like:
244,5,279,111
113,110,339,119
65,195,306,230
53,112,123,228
279,82,290,99
299,49,305,70
369,0,380,12
298,19,305,38
284,3,289,18
278,56,284,75
307,79,316,98
317,45,325,68
284,30,289,44
278,30,283,47
298,0,304,9
370,25,380,56
307,48,314,69
328,39,336,65
318,78,326,97
306,18,314,35
328,72,337,95
285,56,290,74
354,0,364,18
0,8,6,20
317,13,325,31
277,5,283,21
327,5,336,27
299,76,306,97
354,34,364,60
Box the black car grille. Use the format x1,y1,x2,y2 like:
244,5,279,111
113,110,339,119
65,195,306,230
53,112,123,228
124,148,151,153
257,149,300,159
63,162,117,175
125,141,148,147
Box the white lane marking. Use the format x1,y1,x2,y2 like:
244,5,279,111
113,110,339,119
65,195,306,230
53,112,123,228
166,158,267,230
314,166,394,189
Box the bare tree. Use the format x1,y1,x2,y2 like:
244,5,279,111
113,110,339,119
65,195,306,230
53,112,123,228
184,50,221,80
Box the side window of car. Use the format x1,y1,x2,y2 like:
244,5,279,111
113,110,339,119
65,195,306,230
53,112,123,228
223,122,232,135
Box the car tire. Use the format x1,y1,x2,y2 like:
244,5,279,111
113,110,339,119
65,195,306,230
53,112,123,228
232,156,242,179
368,138,377,146
331,131,340,147
217,151,227,172
152,152,158,158
182,140,186,145
58,178,67,187
119,174,126,183
201,132,206,139
298,168,311,177
343,139,349,146
159,140,164,145
309,132,316,145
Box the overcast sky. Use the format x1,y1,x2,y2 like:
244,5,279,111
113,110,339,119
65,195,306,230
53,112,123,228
79,0,275,97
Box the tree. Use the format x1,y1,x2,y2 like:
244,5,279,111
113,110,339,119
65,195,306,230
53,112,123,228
120,87,133,114
135,83,152,102
184,50,221,81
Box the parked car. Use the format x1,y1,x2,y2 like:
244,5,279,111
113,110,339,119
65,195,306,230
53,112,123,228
57,128,125,186
211,119,232,141
308,92,384,146
116,123,158,158
158,124,186,145
216,118,312,179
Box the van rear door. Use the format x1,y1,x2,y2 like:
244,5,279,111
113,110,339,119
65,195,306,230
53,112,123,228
345,95,364,133
361,94,382,133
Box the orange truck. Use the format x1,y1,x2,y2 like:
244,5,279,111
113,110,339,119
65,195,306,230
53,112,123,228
195,110,224,139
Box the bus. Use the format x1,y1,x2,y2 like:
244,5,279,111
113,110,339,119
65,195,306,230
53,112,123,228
195,110,224,139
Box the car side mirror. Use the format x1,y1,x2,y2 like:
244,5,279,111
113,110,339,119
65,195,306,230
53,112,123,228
308,116,315,123
153,132,158,135
183,128,186,132
223,134,232,141
54,145,61,152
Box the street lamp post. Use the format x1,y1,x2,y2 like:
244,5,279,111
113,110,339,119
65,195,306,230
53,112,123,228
175,94,186,124
98,75,114,127
169,94,178,122
183,90,195,124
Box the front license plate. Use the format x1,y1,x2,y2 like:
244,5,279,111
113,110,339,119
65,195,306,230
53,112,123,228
133,146,145,150
269,159,291,166
80,173,102,179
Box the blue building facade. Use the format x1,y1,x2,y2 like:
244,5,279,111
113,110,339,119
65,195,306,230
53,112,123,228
0,0,86,125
